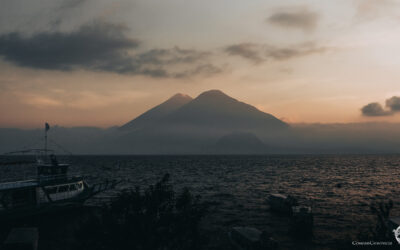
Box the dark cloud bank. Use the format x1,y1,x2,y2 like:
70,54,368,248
361,96,400,116
0,15,327,77
0,22,220,78
0,22,139,71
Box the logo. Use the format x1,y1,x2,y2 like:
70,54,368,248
393,226,400,244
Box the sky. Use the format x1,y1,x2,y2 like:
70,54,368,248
1,0,400,128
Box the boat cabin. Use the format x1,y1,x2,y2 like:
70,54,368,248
37,163,69,180
0,154,86,212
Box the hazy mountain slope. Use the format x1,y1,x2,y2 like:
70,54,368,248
120,93,192,131
160,90,288,131
115,90,288,154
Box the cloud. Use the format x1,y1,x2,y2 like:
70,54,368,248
267,8,319,32
361,102,392,116
224,42,327,63
386,96,400,111
136,47,210,65
0,21,139,71
0,22,222,78
130,47,220,78
361,96,400,117
225,43,264,64
267,43,327,60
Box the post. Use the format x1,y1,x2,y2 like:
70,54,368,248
45,131,47,157
45,126,47,157
45,123,50,158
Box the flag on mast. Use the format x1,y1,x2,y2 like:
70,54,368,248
45,123,50,131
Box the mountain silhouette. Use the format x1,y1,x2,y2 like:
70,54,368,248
122,90,288,133
120,93,192,131
116,90,288,154
160,90,288,130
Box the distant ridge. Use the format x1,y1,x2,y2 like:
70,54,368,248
120,93,192,131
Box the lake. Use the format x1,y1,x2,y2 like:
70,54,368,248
2,154,400,249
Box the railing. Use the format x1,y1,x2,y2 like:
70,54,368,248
0,172,38,185
0,178,37,190
0,173,86,190
37,174,82,183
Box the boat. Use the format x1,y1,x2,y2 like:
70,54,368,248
0,123,118,220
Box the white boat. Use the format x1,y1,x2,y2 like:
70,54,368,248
0,124,118,220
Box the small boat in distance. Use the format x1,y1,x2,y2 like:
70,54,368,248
0,123,118,220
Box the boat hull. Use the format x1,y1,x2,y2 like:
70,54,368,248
0,179,94,221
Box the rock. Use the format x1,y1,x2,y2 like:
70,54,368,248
229,226,278,250
268,193,298,215
229,227,262,249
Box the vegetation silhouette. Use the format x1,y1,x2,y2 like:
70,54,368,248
76,173,207,250
347,200,396,250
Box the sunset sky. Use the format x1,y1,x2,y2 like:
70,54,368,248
2,0,400,128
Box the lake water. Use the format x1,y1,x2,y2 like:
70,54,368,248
2,155,400,249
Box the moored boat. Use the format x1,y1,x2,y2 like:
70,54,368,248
0,123,118,220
